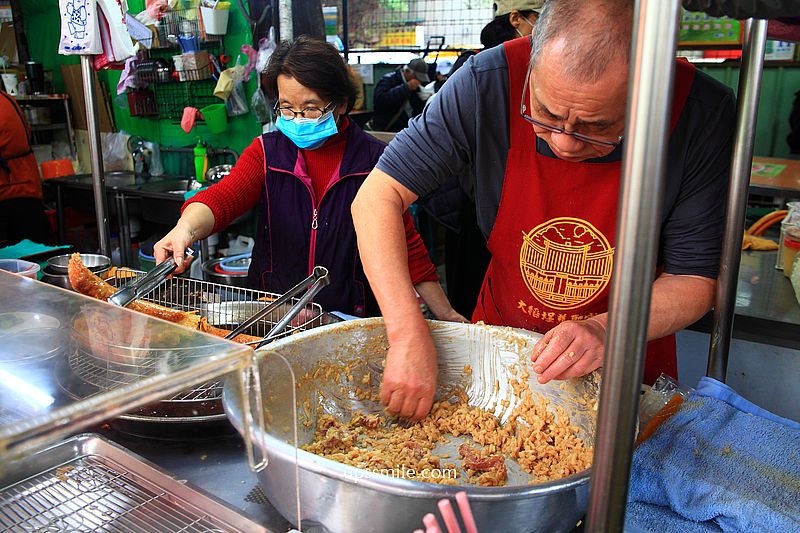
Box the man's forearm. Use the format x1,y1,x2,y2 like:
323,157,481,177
352,170,428,344
589,273,716,339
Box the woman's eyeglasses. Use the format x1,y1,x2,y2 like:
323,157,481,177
274,101,334,120
520,64,623,149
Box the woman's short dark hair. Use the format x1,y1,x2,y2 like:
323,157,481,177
480,9,535,49
263,35,359,113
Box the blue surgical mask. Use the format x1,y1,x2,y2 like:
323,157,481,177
275,111,338,149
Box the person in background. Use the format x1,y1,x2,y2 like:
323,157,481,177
0,90,50,245
352,0,735,420
370,58,430,132
480,0,542,48
418,0,545,320
155,37,462,322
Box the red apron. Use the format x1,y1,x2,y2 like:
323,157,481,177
473,37,695,385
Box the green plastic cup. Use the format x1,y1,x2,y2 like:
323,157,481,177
200,103,228,134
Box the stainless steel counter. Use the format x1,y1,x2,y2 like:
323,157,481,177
45,173,192,265
99,429,294,532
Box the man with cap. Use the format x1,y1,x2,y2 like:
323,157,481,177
352,0,735,421
371,58,430,132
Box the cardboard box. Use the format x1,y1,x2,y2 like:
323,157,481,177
0,21,18,64
60,64,115,133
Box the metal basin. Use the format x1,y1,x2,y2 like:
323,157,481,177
136,179,192,194
223,318,599,533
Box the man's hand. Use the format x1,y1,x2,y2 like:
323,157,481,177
381,332,437,421
407,78,422,92
531,318,607,383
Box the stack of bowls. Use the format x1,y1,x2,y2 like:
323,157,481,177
202,253,250,287
42,254,111,290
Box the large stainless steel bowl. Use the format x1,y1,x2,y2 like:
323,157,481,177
223,318,599,533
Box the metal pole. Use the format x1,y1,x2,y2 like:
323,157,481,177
585,0,680,531
707,19,768,382
342,0,349,61
80,56,111,257
278,0,293,41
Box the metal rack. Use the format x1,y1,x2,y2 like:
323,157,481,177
0,434,268,532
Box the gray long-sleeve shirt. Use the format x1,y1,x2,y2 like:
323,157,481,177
376,44,736,279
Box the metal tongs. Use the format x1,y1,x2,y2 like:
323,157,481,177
108,250,194,307
225,266,330,348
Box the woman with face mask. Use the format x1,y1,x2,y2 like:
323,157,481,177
155,36,463,321
480,1,543,49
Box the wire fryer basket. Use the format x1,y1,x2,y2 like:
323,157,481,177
65,272,324,409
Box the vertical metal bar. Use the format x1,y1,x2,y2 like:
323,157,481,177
585,0,680,531
707,19,768,381
342,0,349,61
278,0,293,41
118,194,132,267
63,98,77,159
56,185,65,245
80,56,111,257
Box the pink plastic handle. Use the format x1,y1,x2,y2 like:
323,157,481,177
455,492,478,533
437,499,463,533
423,512,443,533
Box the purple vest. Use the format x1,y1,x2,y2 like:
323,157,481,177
247,122,386,317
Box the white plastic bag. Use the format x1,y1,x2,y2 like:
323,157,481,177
225,63,249,117
59,0,102,55
102,131,132,171
255,28,277,74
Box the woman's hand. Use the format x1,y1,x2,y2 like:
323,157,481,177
154,222,195,274
531,317,607,383
154,203,215,274
414,281,468,323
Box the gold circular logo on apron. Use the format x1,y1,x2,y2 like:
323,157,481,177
519,217,614,310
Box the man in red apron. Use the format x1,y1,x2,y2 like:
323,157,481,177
352,0,734,420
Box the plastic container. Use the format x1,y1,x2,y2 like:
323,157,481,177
200,6,229,35
138,249,156,272
782,228,800,278
777,202,800,270
40,159,75,180
0,259,40,279
200,103,228,133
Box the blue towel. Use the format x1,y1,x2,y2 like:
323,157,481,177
626,377,800,533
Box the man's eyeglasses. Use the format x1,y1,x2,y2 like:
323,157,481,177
274,101,334,120
519,64,623,149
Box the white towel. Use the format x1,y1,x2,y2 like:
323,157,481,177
59,0,102,55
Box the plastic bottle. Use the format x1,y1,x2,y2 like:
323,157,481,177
194,140,208,184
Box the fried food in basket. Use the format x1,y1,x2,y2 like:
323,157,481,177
68,253,260,344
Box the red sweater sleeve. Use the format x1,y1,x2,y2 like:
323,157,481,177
404,210,439,284
182,137,265,234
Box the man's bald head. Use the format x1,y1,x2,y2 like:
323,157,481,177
530,0,634,83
